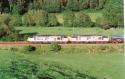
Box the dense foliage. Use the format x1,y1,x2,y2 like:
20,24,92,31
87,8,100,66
0,14,19,41
63,11,94,27
74,12,94,27
0,0,123,28
63,11,75,27
48,14,59,27
23,45,36,52
0,0,123,41
104,0,123,28
23,10,48,26
50,43,62,52
0,0,115,13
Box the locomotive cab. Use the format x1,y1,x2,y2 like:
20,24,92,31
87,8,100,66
111,35,124,43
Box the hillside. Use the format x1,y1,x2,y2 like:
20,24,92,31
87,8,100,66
0,0,124,41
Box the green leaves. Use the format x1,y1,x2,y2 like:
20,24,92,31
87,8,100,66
63,11,75,27
74,12,94,27
6,59,96,79
63,11,93,27
23,45,36,52
50,43,62,52
104,0,123,27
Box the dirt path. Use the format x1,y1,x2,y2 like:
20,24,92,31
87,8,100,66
0,41,123,47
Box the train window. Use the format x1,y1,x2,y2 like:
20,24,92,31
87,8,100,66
74,36,78,40
57,37,61,40
87,37,90,40
45,37,49,40
79,37,81,40
98,37,102,40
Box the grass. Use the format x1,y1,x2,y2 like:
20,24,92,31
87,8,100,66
39,53,125,79
16,27,124,37
0,44,124,79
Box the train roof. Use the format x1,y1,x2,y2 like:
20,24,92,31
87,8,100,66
112,35,124,37
34,34,66,36
32,34,105,36
112,35,124,38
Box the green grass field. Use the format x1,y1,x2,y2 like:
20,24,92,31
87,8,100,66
16,27,123,37
0,44,124,79
39,53,125,79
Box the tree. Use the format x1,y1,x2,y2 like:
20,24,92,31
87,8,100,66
0,14,19,41
41,0,61,13
104,0,123,28
0,14,12,36
74,12,94,27
9,14,22,26
98,0,106,9
66,0,79,11
96,17,113,30
89,0,98,9
0,0,10,14
63,11,75,27
47,14,59,27
79,0,106,10
23,10,48,26
79,0,90,9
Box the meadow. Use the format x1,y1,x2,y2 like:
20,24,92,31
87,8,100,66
0,44,124,79
16,27,123,37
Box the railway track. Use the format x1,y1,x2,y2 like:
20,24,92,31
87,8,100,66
0,41,123,47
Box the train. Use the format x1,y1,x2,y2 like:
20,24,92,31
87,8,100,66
27,35,124,44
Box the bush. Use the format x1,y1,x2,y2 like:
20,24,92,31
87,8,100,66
24,45,36,52
5,32,19,41
0,14,19,41
96,17,112,30
50,43,61,52
0,14,10,25
47,14,59,27
66,0,79,11
98,0,106,9
9,14,22,26
23,10,48,26
104,0,123,28
63,11,75,27
40,0,61,13
74,12,94,27
10,4,20,14
0,14,16,38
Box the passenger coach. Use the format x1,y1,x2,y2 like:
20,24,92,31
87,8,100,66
27,35,110,43
27,35,68,43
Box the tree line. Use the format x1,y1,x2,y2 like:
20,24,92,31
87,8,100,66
0,0,123,28
0,0,106,14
